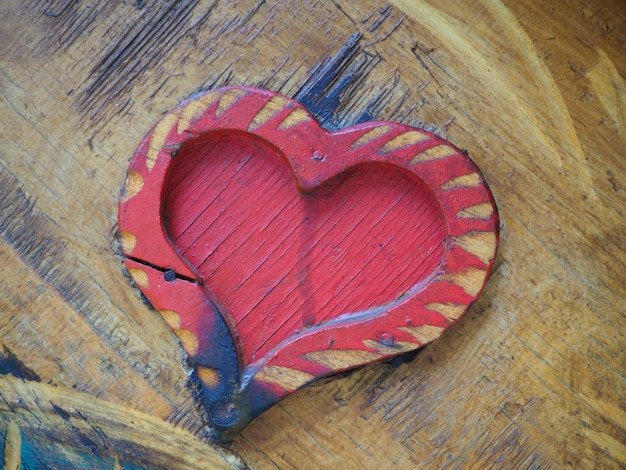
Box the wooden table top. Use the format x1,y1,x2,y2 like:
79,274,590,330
0,0,624,468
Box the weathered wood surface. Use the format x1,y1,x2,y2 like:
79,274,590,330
0,0,624,468
0,376,242,469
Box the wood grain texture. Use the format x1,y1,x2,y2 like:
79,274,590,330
0,0,624,468
0,375,242,469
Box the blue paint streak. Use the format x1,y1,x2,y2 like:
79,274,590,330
0,431,147,470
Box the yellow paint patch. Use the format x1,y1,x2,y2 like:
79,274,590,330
216,88,248,117
177,90,222,133
255,365,314,392
123,170,144,201
362,339,416,355
146,113,178,171
158,310,181,329
440,173,481,190
410,144,458,164
453,231,497,264
304,349,381,371
349,125,392,149
399,325,445,344
439,267,487,297
278,108,311,129
119,231,137,254
456,202,494,220
4,420,21,470
128,268,149,289
248,96,291,130
379,131,429,153
425,302,467,322
197,366,221,389
174,328,199,357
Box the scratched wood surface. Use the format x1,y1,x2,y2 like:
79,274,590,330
0,0,624,468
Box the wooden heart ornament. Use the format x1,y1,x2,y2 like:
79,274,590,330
118,86,499,441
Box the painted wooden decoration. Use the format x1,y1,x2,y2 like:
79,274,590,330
118,86,499,441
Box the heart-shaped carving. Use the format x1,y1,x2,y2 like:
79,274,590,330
118,87,499,440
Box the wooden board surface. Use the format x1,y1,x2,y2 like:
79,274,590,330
0,0,624,468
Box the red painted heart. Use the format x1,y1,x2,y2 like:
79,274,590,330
118,87,499,439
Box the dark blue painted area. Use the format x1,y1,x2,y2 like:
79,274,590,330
188,298,241,442
0,347,41,382
21,437,107,470
293,31,397,132
0,428,146,470
209,376,281,444
294,32,375,130
293,33,360,128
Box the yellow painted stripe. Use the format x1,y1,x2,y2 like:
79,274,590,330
254,365,314,392
122,170,144,201
456,202,494,219
438,268,487,297
362,339,417,355
278,108,311,129
197,366,221,389
453,231,497,263
119,231,137,254
410,144,457,164
158,310,181,329
174,328,199,357
128,268,149,289
216,88,248,117
349,125,392,149
248,96,291,130
177,90,222,133
425,302,467,321
399,325,445,344
146,113,178,171
379,131,430,153
440,172,481,190
304,349,381,370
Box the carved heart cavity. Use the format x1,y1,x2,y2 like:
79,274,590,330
118,87,499,440
163,132,447,364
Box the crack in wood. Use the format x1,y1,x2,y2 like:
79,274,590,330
125,255,199,284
